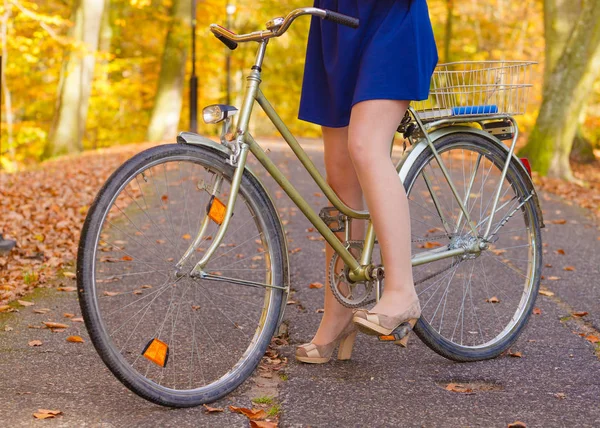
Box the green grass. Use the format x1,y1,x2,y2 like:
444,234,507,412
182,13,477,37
559,316,572,322
267,404,281,417
252,396,274,405
278,372,288,381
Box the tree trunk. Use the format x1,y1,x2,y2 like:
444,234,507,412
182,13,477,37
518,0,600,180
1,0,15,170
444,0,454,63
146,0,191,143
43,0,105,159
542,0,598,164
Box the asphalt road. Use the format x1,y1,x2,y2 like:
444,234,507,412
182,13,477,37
1,138,599,427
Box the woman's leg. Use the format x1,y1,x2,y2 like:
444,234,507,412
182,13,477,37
347,99,417,317
311,125,366,345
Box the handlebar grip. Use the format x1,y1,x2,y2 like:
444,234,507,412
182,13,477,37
214,33,238,50
324,10,359,29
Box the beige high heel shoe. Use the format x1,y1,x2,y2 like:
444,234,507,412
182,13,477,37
295,321,358,364
352,300,421,347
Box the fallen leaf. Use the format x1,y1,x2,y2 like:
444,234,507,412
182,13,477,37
250,421,278,428
43,322,69,330
315,308,324,313
445,383,473,393
547,276,560,281
63,272,76,279
550,219,567,224
203,404,224,413
507,422,527,428
585,335,599,344
0,305,12,312
563,266,575,271
485,296,500,303
539,290,555,297
229,406,267,420
191,305,201,310
532,308,542,315
289,247,302,254
309,282,324,289
66,335,84,343
182,234,191,240
555,249,565,255
33,308,51,314
121,255,133,261
508,350,522,358
4,326,13,332
545,263,553,268
286,300,298,305
71,317,84,322
103,291,120,297
141,285,152,289
18,300,34,307
424,241,442,249
313,192,323,197
57,286,77,292
133,290,143,295
554,392,566,400
571,311,588,318
28,340,42,347
63,313,75,318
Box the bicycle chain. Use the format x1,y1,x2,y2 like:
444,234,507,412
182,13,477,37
329,239,462,309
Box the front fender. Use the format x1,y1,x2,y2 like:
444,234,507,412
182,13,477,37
177,131,291,327
396,126,544,228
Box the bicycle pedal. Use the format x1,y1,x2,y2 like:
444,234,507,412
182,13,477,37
318,206,346,232
378,322,412,344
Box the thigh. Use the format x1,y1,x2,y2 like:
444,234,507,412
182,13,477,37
348,99,410,158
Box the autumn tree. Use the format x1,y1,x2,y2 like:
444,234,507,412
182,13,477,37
518,0,600,180
146,0,191,142
43,0,106,159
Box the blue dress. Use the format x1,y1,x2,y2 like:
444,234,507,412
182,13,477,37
298,0,439,128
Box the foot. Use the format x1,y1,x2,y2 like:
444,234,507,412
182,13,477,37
311,310,354,346
352,289,421,336
369,289,419,318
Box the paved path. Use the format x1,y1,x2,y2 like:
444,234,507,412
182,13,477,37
1,139,599,427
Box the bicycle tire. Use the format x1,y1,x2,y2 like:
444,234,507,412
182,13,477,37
77,143,287,407
404,132,542,362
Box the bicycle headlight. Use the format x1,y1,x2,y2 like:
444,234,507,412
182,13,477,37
202,104,238,124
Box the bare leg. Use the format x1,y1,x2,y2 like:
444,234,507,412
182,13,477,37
311,126,366,345
347,99,417,317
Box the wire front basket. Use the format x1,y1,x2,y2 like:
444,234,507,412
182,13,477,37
412,61,536,121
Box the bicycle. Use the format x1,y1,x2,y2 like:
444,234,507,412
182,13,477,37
77,7,544,408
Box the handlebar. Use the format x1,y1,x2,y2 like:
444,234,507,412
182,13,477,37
210,7,359,51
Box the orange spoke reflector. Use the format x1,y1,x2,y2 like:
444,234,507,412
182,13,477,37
207,195,227,225
378,335,397,341
142,338,169,367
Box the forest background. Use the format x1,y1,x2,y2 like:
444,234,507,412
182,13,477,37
1,0,599,180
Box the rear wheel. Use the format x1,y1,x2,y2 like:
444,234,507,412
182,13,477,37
78,143,287,407
404,133,542,362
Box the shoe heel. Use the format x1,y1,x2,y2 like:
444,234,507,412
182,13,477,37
337,331,357,360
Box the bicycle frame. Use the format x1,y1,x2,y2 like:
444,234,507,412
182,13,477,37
187,40,528,285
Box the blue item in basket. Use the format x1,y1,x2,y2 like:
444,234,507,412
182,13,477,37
452,105,499,115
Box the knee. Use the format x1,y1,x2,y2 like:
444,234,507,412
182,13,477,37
347,132,372,171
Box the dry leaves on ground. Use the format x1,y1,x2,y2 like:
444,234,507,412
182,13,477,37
203,404,224,413
533,158,600,221
0,143,154,305
66,336,84,343
28,340,42,347
507,421,527,428
309,282,323,289
33,409,63,419
229,406,267,420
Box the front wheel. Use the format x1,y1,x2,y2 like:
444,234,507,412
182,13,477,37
404,133,542,362
77,143,287,407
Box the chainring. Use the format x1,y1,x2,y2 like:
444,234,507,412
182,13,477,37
328,240,376,308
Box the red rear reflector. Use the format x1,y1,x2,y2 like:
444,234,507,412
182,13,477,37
520,158,532,177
